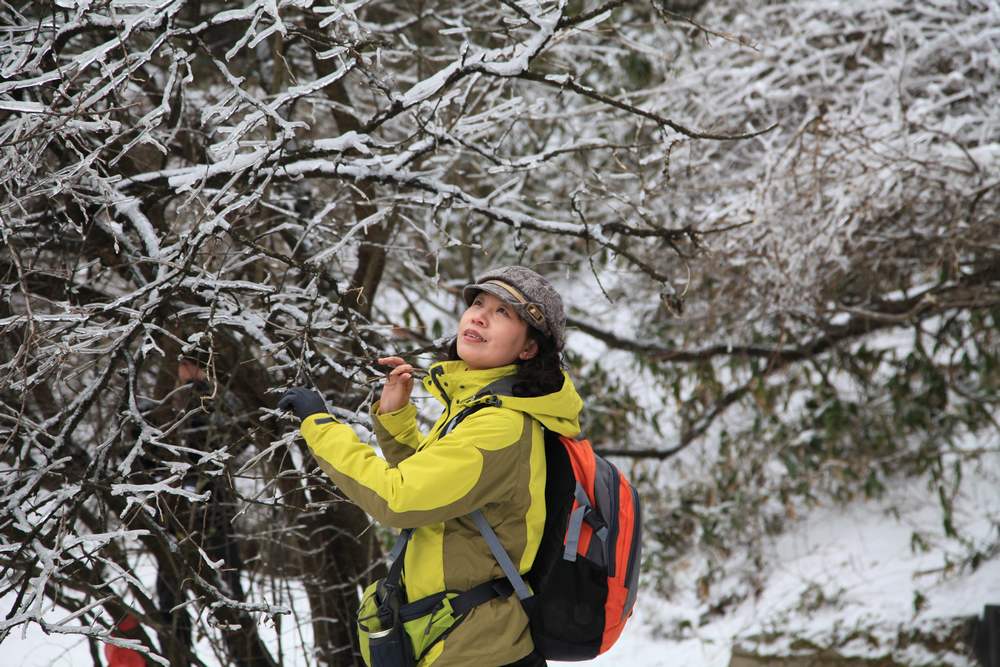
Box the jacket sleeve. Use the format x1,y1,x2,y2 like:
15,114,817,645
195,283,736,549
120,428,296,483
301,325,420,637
299,407,529,529
369,401,425,466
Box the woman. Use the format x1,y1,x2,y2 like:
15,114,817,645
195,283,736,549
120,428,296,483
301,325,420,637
280,265,583,667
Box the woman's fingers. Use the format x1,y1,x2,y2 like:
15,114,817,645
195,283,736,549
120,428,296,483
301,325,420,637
378,357,413,375
387,364,412,379
378,357,414,384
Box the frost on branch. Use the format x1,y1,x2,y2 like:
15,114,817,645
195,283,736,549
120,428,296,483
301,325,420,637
1,0,996,663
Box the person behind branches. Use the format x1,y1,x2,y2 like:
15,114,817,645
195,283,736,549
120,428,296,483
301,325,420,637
280,266,583,666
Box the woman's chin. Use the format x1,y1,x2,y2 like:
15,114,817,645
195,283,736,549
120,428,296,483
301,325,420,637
457,344,492,370
457,349,484,369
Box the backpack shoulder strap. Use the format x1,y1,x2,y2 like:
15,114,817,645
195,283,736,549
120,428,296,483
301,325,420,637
439,375,516,437
473,376,517,399
470,509,533,601
382,527,413,589
439,403,489,437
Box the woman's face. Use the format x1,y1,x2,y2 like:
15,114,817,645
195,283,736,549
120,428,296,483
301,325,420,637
457,291,539,370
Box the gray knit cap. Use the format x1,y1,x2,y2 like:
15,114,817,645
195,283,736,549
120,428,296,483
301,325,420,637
462,265,567,351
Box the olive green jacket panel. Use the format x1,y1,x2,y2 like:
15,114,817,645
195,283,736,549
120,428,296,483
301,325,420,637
428,594,534,666
369,400,424,467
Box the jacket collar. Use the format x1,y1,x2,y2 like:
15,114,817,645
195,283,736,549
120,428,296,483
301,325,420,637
420,359,584,437
421,359,518,408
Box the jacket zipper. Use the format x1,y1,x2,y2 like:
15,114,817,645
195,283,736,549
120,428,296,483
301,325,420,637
429,365,452,436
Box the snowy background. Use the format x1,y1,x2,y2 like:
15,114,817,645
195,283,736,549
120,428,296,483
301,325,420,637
3,0,998,665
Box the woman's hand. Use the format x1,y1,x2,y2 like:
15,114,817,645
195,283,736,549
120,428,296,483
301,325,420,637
377,356,414,414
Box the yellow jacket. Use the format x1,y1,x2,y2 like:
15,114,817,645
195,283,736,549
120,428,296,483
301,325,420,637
299,359,583,666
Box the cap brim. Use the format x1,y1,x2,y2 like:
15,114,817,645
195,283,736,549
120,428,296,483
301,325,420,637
463,282,521,309
461,283,481,306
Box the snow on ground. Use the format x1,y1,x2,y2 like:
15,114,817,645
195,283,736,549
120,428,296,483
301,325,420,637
631,436,999,667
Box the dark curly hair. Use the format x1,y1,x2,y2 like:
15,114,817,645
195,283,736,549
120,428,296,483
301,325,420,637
444,327,564,397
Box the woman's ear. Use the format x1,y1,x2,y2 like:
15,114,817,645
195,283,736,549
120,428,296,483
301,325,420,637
519,337,539,360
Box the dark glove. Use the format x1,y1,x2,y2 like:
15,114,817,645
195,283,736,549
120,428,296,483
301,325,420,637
278,387,328,421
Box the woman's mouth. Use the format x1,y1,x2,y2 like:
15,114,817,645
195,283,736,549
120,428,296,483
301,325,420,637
463,330,486,343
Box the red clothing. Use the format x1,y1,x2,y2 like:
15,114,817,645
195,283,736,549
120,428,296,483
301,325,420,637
104,644,146,667
105,615,146,667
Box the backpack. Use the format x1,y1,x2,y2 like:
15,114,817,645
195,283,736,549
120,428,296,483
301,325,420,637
441,389,644,660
